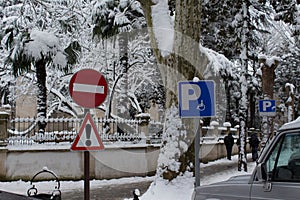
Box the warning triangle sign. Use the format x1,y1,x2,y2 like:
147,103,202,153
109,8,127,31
71,112,105,151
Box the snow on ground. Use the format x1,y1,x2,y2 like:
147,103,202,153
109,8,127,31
137,172,195,200
138,155,256,200
0,155,256,200
199,155,255,186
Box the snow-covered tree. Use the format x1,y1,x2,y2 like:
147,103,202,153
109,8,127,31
92,0,146,119
201,0,274,171
1,0,81,133
201,1,274,133
271,1,300,122
139,0,207,181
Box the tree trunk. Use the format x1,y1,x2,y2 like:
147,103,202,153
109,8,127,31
35,60,47,134
238,1,249,172
224,80,231,122
249,91,255,128
260,63,276,99
117,32,130,118
139,0,208,180
286,85,295,122
259,58,279,140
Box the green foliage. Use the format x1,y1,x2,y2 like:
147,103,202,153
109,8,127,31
202,1,272,59
4,29,31,77
92,23,118,40
271,0,298,23
2,28,14,50
201,1,240,59
135,82,165,112
63,41,81,72
92,0,145,40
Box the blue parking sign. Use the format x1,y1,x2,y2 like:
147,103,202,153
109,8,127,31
259,100,276,116
178,81,215,118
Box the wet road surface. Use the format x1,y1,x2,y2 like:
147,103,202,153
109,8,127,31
62,180,152,200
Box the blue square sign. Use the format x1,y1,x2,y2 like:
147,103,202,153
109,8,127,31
259,100,276,116
178,81,215,118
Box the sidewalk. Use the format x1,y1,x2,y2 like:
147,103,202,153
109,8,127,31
201,157,252,177
62,156,255,200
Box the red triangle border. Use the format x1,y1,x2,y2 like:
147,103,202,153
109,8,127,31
71,112,105,151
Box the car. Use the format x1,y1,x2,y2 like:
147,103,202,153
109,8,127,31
192,117,300,200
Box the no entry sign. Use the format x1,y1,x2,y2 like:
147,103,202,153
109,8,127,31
69,69,108,108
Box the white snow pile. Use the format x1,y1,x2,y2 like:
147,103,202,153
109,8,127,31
139,172,194,200
156,105,188,174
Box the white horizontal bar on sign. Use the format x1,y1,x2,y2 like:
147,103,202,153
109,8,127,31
73,83,104,94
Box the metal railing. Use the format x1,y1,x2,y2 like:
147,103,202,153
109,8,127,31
8,117,162,145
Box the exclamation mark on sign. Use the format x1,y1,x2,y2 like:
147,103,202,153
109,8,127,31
85,124,92,146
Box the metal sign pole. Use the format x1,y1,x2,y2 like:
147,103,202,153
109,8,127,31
84,151,90,200
84,109,90,200
195,119,201,187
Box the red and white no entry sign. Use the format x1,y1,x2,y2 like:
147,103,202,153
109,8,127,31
69,69,108,108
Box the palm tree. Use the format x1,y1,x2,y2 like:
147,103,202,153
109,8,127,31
4,28,80,134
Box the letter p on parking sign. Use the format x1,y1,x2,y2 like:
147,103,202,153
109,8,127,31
178,81,215,118
181,84,201,110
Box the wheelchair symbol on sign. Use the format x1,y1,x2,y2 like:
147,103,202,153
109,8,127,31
196,100,206,111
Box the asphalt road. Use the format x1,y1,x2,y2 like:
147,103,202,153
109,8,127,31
62,181,152,200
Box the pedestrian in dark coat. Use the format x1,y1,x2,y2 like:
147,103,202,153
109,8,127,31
133,189,140,200
249,133,260,161
224,132,234,160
